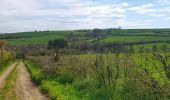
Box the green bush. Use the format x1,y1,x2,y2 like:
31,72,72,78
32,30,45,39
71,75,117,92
89,87,117,100
74,79,94,91
15,52,25,60
120,81,164,100
56,74,74,84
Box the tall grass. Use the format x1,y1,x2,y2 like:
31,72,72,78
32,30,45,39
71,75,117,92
25,49,170,100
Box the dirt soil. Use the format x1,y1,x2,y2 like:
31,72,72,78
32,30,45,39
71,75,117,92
15,62,49,100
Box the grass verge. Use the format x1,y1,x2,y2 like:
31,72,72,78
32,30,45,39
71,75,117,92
24,60,81,100
0,63,18,100
24,60,122,100
0,61,15,76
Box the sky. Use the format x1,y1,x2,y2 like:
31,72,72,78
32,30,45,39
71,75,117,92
0,0,170,33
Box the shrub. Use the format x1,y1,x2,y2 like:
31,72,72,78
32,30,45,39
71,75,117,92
56,74,74,84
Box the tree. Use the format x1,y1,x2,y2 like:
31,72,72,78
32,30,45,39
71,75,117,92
118,26,122,29
48,39,68,63
48,39,68,49
106,28,113,34
152,44,158,52
160,44,168,53
92,28,102,38
0,40,6,64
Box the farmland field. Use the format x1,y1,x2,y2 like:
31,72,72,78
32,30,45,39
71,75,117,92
1,0,170,99
1,29,170,100
100,36,170,43
2,29,170,46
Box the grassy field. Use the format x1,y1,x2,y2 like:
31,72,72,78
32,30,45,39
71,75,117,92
3,29,170,46
100,36,170,43
133,43,170,50
5,31,71,45
7,34,65,45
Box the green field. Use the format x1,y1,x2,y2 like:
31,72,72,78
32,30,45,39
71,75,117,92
2,29,170,46
100,36,170,43
5,31,70,45
7,34,65,45
1,28,170,100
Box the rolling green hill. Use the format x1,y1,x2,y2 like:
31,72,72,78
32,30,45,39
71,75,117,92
100,36,170,43
3,31,71,45
1,29,170,47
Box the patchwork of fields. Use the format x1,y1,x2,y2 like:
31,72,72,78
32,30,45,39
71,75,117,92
2,29,170,50
1,29,170,100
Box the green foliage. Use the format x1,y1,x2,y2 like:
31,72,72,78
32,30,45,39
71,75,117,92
0,50,13,78
15,52,25,60
0,50,12,65
25,50,170,100
25,60,80,100
17,28,170,100
56,74,74,84
2,29,170,100
120,80,165,100
74,79,94,92
41,80,80,100
89,87,117,100
24,60,43,85
48,39,68,49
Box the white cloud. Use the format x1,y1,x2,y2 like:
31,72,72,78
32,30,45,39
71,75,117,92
0,0,128,18
129,3,170,18
157,0,170,4
0,0,169,32
159,7,170,13
0,0,130,32
129,3,156,14
149,13,166,17
166,17,170,19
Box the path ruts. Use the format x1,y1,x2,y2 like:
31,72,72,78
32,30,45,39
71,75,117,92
0,63,17,90
15,62,49,100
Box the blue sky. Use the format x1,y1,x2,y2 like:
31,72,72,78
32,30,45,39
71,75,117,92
0,0,170,33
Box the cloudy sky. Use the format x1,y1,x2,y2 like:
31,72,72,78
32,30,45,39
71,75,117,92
0,0,170,33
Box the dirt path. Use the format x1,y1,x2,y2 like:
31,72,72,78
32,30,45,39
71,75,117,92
16,62,49,100
0,63,17,90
